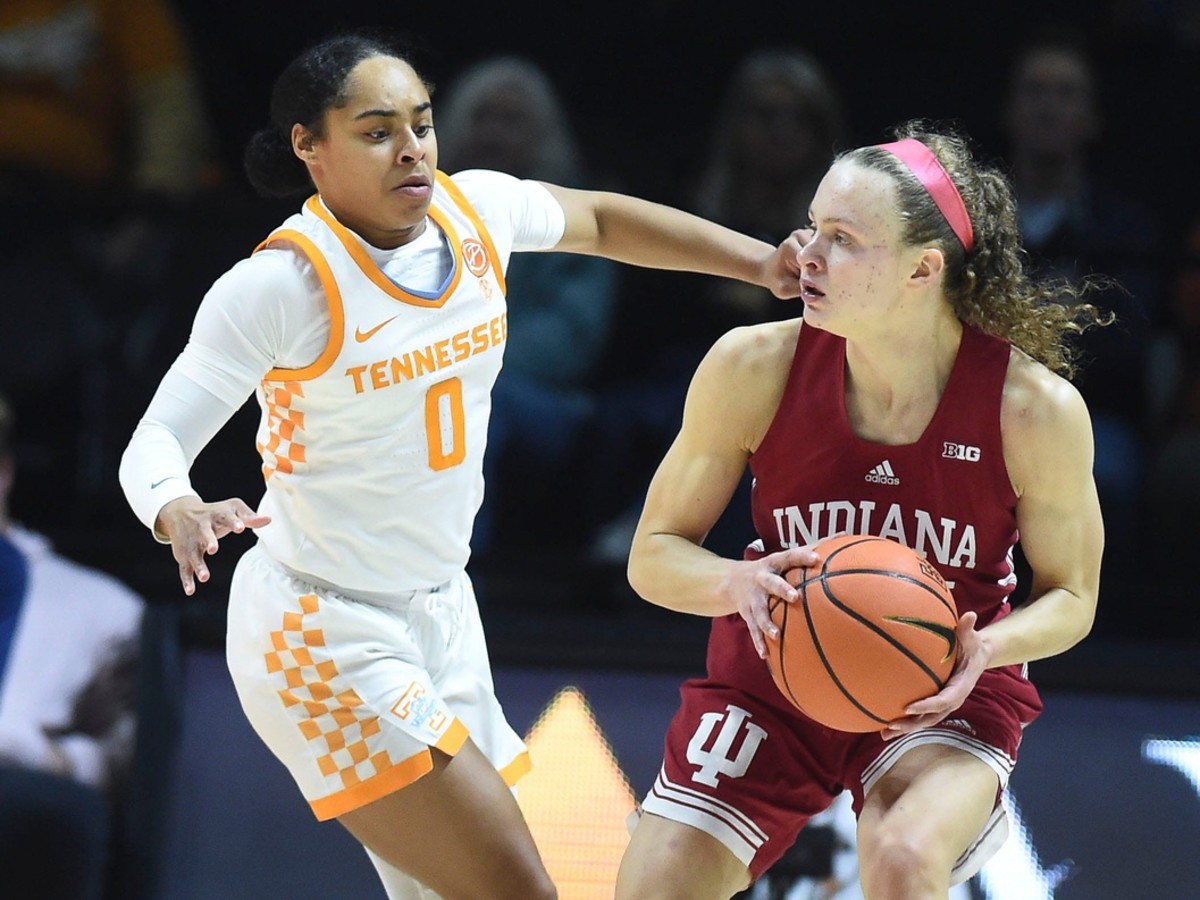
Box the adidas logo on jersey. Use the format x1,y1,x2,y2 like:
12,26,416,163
865,460,900,485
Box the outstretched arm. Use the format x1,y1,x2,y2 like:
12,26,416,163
540,183,805,300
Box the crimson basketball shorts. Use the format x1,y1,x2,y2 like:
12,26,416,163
639,664,1041,885
226,545,529,821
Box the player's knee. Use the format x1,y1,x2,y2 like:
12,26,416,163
858,826,946,898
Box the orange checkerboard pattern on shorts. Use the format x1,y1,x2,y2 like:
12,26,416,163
265,593,396,793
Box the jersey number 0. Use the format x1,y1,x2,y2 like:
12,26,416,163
425,378,466,470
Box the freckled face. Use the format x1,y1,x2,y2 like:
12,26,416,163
299,55,437,249
797,160,917,336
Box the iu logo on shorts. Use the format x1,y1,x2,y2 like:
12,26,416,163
686,704,767,787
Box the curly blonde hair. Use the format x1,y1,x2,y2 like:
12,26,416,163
844,120,1111,377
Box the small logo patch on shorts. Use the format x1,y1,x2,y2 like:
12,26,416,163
392,681,448,733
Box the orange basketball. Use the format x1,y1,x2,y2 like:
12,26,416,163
764,534,959,732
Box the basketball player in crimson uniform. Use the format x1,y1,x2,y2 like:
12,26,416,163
118,33,806,900
617,125,1106,899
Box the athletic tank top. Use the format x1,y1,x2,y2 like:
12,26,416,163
250,173,509,593
708,322,1019,690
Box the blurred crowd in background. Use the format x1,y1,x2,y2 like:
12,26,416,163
0,1,1197,897
2,0,1196,635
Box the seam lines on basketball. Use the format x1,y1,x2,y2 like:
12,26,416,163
775,538,956,728
816,573,950,691
771,594,812,716
826,535,883,557
799,575,890,726
769,596,805,712
796,567,957,618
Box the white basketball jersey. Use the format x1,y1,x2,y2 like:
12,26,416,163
252,173,508,593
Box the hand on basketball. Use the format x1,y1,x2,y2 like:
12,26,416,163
156,496,272,595
725,545,821,659
883,611,988,738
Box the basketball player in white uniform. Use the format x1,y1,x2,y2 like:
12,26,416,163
119,32,805,900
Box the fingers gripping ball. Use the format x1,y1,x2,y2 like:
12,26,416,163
764,534,959,732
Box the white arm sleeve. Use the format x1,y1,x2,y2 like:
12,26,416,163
450,169,566,255
119,249,327,535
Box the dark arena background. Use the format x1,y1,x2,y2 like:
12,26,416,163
3,1,1198,898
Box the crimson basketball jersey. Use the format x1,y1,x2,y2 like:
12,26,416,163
709,322,1019,695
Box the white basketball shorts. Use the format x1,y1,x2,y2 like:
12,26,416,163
226,545,529,821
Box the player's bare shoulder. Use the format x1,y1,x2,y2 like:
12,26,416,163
691,318,803,451
704,317,804,383
1002,348,1089,430
1001,347,1094,493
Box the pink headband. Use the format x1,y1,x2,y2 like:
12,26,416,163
876,138,974,252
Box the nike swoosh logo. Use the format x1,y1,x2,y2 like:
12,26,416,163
150,478,171,489
885,615,958,662
355,316,399,343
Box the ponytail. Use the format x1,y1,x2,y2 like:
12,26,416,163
242,126,311,199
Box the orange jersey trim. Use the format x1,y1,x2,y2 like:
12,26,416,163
434,718,470,755
308,717,470,821
306,195,464,308
310,747,434,821
254,229,345,383
435,171,508,296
